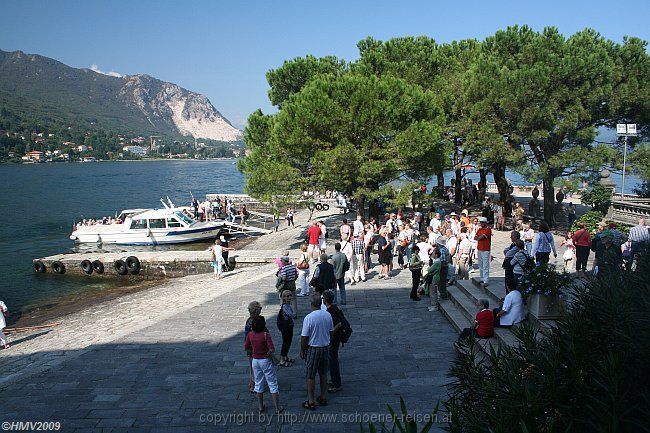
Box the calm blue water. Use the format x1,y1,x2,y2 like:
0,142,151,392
0,160,244,319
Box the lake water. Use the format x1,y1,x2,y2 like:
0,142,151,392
0,160,245,322
0,159,640,323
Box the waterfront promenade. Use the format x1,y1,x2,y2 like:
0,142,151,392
0,209,462,433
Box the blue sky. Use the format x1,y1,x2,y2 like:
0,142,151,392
1,0,648,129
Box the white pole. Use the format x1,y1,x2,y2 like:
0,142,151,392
621,136,627,201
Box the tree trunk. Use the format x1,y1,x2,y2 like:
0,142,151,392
357,195,366,219
368,198,379,221
436,171,445,198
542,175,556,225
454,168,463,204
478,168,488,200
492,164,511,215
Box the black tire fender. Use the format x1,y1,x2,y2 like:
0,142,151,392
52,261,66,274
125,256,141,275
80,259,93,275
92,260,104,274
114,259,129,275
34,261,46,273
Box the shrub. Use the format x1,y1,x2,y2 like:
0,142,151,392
444,247,650,433
580,184,612,215
572,211,630,234
518,263,572,299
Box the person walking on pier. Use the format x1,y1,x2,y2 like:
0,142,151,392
474,217,492,287
296,244,311,297
300,295,334,410
330,243,349,305
572,222,592,273
307,221,322,261
0,300,9,349
210,239,234,279
323,290,347,394
532,222,557,266
277,290,297,367
628,218,649,264
244,316,283,414
310,254,336,295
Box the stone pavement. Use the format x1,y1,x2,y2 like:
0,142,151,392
1,259,456,433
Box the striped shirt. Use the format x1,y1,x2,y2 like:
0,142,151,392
351,238,365,255
628,225,649,242
279,263,298,282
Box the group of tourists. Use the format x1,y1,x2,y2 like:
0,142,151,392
191,196,250,224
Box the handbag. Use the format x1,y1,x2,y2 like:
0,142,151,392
296,253,309,270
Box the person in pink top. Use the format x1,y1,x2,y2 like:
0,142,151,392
244,316,284,414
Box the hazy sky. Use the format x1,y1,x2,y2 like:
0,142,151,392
1,0,648,129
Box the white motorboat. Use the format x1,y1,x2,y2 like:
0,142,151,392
70,208,223,245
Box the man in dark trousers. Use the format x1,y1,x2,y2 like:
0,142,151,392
322,290,344,393
310,254,336,295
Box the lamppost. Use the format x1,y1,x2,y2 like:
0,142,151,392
616,123,638,201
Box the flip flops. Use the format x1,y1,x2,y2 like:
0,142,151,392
302,400,316,410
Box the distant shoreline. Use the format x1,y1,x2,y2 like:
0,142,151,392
1,157,240,164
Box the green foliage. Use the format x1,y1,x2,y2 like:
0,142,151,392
633,181,650,198
628,143,650,181
241,73,447,206
360,396,439,433
445,248,650,432
572,211,606,233
518,263,572,298
580,184,613,214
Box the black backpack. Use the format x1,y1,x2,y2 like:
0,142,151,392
331,306,353,344
522,253,536,273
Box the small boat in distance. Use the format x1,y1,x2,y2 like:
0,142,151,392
70,208,223,245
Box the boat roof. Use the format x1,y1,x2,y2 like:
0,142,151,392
129,208,189,219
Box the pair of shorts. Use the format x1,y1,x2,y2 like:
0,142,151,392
308,244,319,253
252,358,279,393
305,346,329,379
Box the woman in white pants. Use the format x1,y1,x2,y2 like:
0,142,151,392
296,244,311,297
0,301,9,349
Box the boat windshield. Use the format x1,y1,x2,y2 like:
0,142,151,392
175,212,195,226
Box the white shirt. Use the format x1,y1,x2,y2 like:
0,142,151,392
500,290,526,326
446,236,458,256
429,218,441,232
0,301,7,329
353,220,364,237
301,309,334,347
428,231,440,245
341,240,353,260
416,242,433,263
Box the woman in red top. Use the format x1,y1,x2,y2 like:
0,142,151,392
571,221,592,273
244,316,283,414
454,299,494,349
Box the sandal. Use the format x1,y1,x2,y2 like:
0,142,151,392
275,407,285,415
302,400,316,410
258,404,266,413
316,396,328,406
278,361,292,367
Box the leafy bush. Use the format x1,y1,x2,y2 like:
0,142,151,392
518,263,572,298
444,247,650,433
572,211,605,233
360,397,439,433
572,211,630,235
580,184,612,215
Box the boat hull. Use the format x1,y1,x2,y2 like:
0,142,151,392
70,224,222,245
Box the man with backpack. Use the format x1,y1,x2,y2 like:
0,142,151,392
511,240,535,280
322,290,352,394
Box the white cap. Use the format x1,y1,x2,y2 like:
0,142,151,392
478,217,488,223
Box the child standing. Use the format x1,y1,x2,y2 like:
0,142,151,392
561,232,576,271
244,316,283,414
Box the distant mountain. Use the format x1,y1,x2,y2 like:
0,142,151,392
0,49,242,141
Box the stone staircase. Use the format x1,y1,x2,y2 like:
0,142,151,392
440,277,518,351
440,276,557,355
